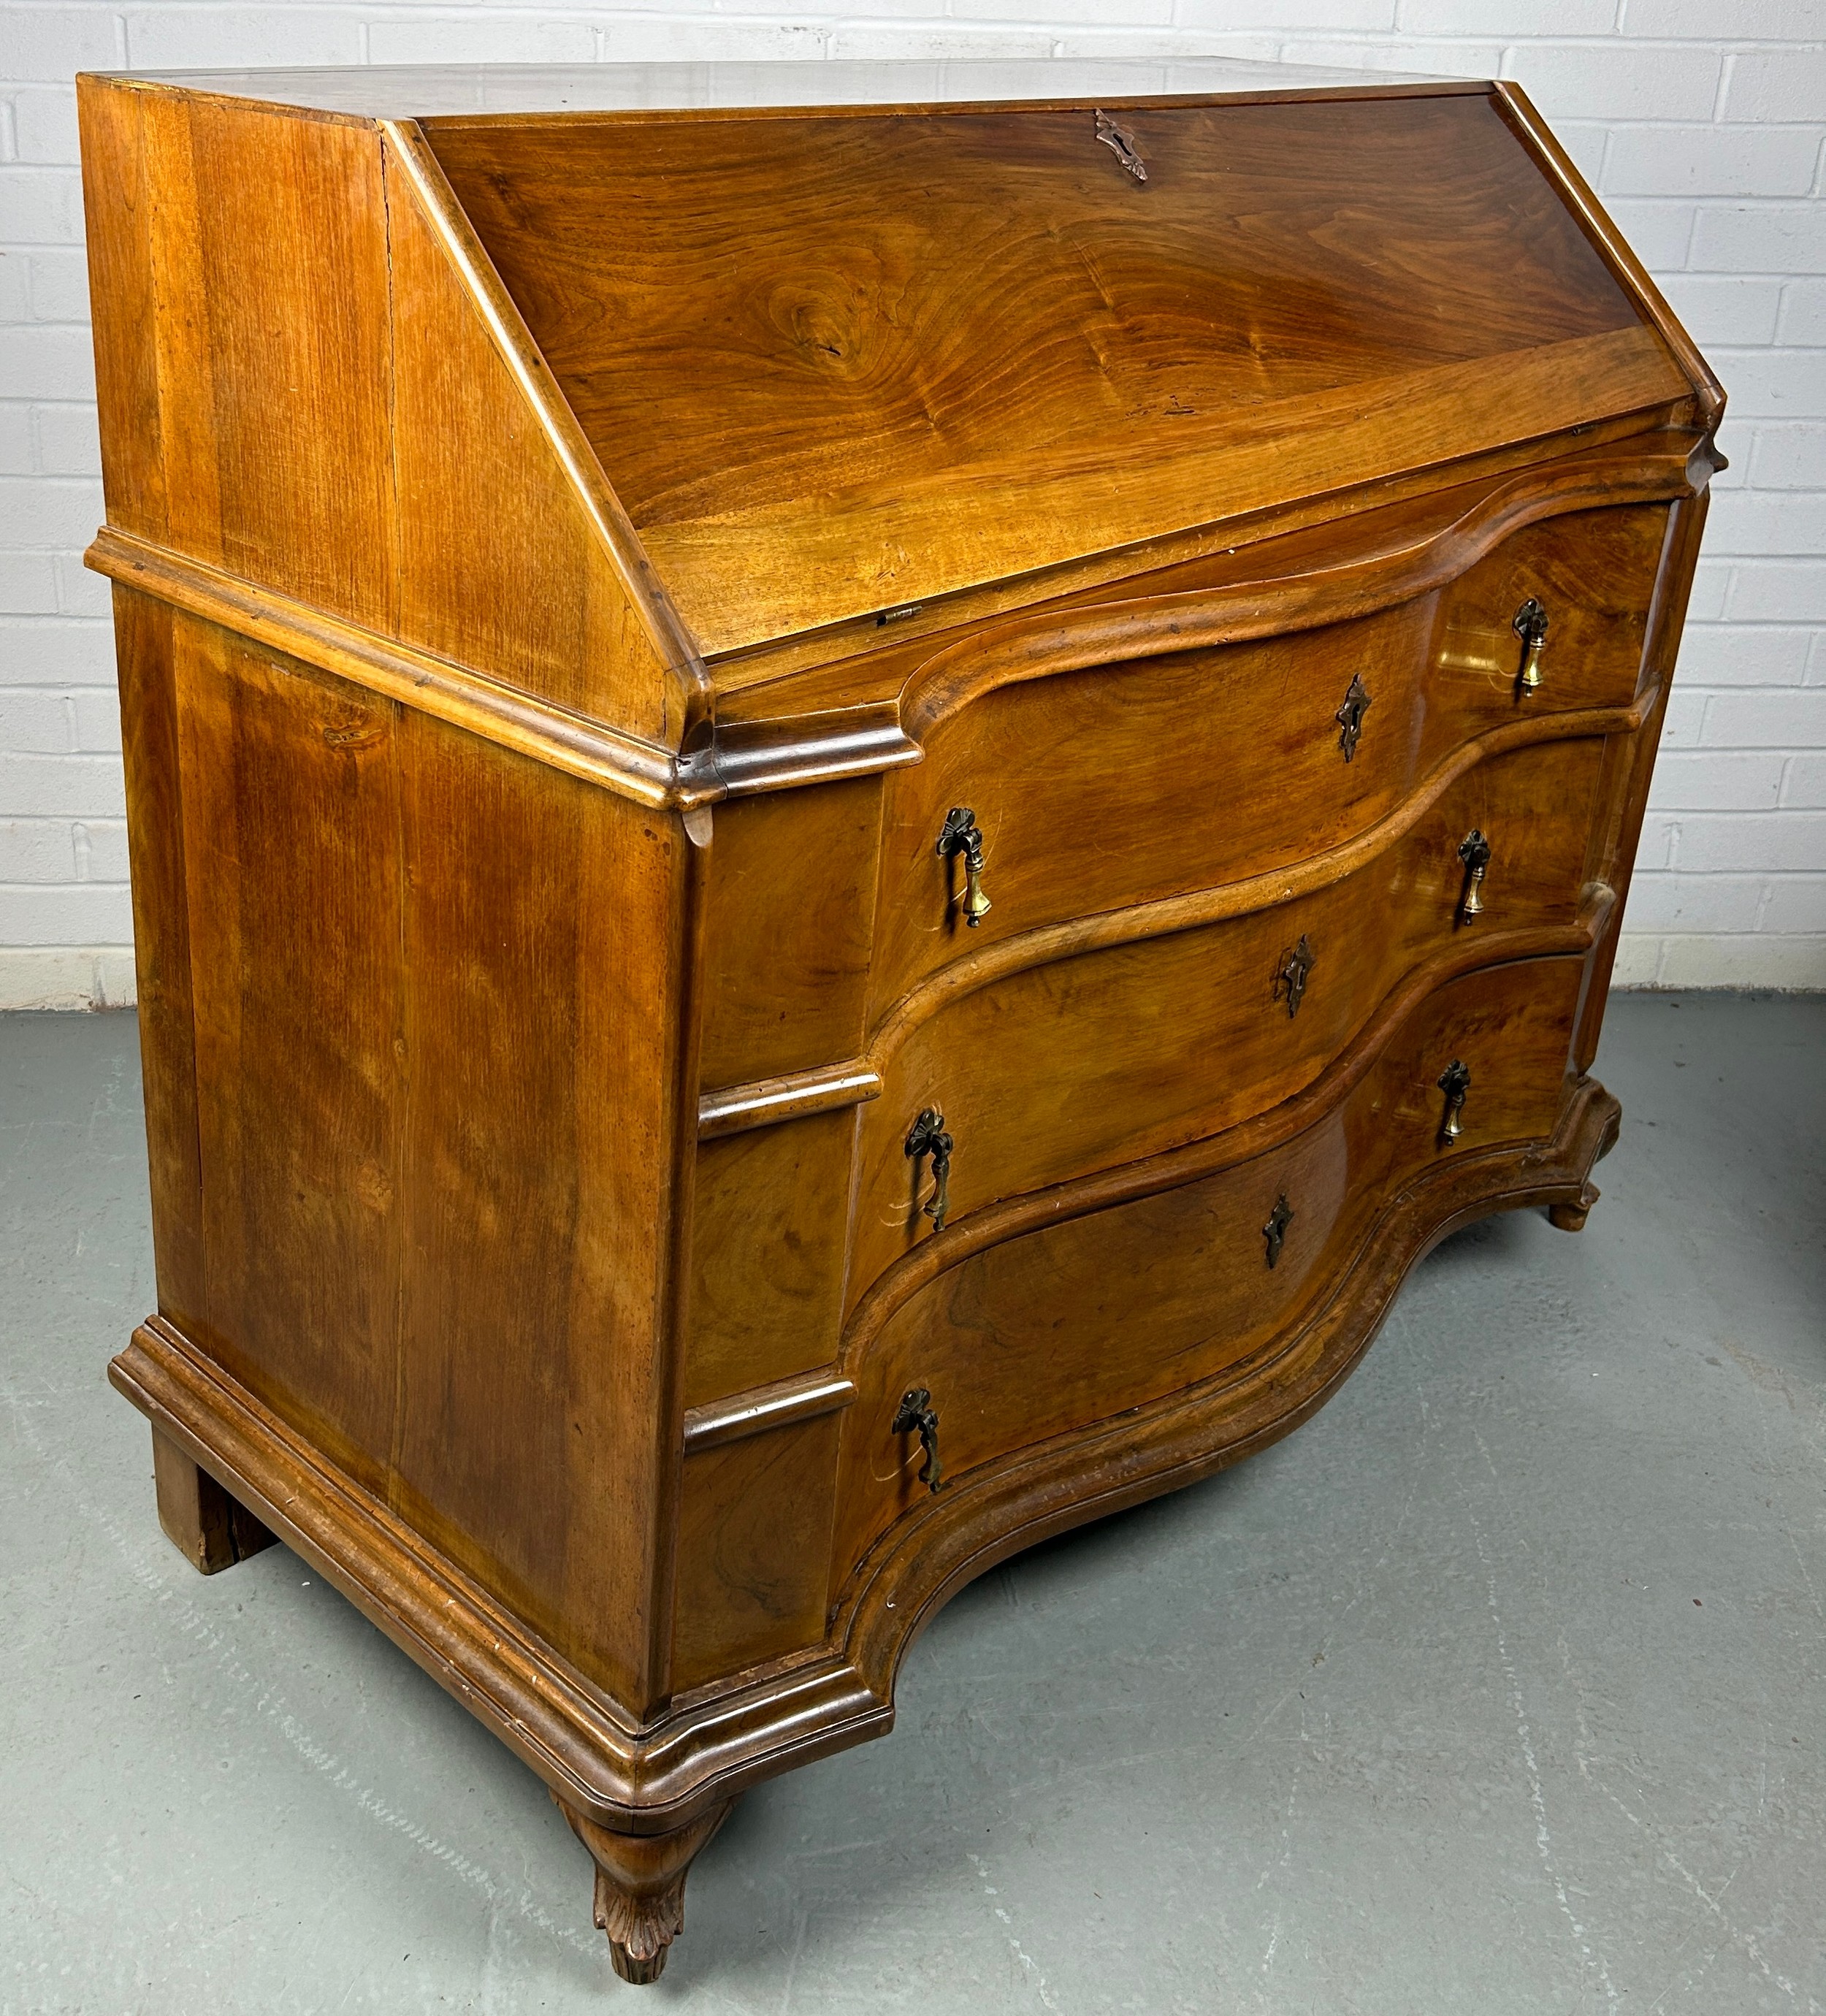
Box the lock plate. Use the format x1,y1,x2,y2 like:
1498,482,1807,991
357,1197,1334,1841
1335,671,1372,763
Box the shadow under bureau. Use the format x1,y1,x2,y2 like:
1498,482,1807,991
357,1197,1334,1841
78,56,1722,1984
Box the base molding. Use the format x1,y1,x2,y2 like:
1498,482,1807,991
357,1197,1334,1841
108,1075,1620,1840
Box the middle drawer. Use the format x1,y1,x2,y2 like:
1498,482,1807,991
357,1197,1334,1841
846,734,1604,1312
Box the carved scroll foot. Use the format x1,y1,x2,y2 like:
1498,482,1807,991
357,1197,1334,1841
557,1796,733,1984
1548,1180,1600,1233
151,1422,277,1573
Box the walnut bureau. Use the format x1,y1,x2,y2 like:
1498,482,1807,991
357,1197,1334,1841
79,58,1722,1985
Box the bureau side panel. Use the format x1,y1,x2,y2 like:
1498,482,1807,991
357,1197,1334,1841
112,585,205,1326
389,704,694,1711
77,80,166,542
164,613,687,1711
381,134,682,742
102,85,400,630
77,78,684,748
172,617,406,1493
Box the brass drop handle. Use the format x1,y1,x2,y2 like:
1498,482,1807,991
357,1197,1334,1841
936,806,991,927
1335,671,1372,763
905,1107,954,1233
1513,597,1549,694
1262,1194,1294,1269
893,1386,943,1493
1456,829,1491,922
1275,933,1315,1019
1437,1059,1472,1145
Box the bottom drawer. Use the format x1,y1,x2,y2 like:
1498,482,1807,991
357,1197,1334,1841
830,952,1586,1587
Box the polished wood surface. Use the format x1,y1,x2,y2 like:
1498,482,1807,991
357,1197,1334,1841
847,736,1606,1308
80,61,1719,1986
427,93,1676,648
866,498,1667,1020
834,954,1588,1580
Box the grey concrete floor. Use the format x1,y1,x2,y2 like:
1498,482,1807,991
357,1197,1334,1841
1,997,1822,2015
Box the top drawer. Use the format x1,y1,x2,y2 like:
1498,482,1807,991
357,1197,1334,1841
870,500,1668,1023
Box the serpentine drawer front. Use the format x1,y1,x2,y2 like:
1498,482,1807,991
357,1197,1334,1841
867,498,1668,1019
833,955,1589,1581
847,736,1607,1305
83,59,1719,1988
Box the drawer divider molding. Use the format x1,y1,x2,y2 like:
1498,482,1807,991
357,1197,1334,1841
698,1065,884,1140
682,1372,860,1455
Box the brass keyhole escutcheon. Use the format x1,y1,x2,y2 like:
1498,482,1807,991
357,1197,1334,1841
1513,597,1549,694
1335,671,1372,763
1276,933,1315,1020
1437,1058,1472,1145
1263,1194,1294,1269
936,806,991,928
905,1107,954,1233
1094,110,1147,183
893,1386,943,1494
1457,829,1491,923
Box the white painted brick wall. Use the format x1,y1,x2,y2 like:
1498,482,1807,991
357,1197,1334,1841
1,1,1822,1004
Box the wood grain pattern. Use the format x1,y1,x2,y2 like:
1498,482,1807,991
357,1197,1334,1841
834,954,1586,1582
871,501,1667,1021
142,91,398,626
709,419,1695,695
671,1413,841,1692
382,121,706,743
81,64,1717,1982
77,80,167,541
172,619,406,1496
386,703,692,1711
427,90,1675,647
697,776,882,1089
383,131,680,739
687,1111,858,1407
848,737,1603,1309
645,329,1683,649
111,585,205,1329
